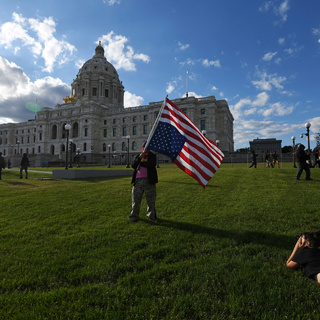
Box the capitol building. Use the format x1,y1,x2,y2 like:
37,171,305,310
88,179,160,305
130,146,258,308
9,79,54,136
0,43,234,167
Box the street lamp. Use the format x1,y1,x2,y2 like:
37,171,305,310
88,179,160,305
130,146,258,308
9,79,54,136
76,148,81,167
300,122,311,153
108,144,111,168
64,124,71,170
216,139,220,148
291,136,297,168
126,135,130,168
202,130,207,137
17,140,20,155
69,139,73,168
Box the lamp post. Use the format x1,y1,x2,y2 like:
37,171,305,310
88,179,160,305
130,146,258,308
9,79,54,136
291,136,297,168
126,135,130,168
216,139,220,148
306,122,311,153
64,124,71,170
108,144,111,168
69,139,73,168
201,130,207,137
17,140,20,155
76,148,81,167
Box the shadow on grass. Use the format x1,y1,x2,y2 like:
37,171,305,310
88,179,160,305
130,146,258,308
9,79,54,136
160,180,218,187
143,218,295,250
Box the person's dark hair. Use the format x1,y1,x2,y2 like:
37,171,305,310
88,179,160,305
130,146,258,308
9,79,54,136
305,231,320,248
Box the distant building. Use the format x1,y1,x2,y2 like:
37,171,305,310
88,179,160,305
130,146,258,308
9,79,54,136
0,42,234,166
249,138,282,155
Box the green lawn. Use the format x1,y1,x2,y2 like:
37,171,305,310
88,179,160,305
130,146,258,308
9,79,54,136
1,164,319,319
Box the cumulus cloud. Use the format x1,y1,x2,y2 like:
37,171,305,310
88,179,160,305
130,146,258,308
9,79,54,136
100,32,150,71
202,59,221,68
252,70,286,91
103,0,120,5
0,56,70,123
259,0,290,23
124,91,144,108
178,42,190,51
262,52,277,61
0,12,76,73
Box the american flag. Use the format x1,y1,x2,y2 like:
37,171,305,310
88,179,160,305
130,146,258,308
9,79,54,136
146,98,224,188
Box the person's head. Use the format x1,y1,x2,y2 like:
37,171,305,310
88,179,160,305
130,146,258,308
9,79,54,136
304,231,320,248
23,153,27,157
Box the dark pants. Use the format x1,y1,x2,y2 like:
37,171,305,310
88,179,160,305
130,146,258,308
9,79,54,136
130,178,157,221
296,162,310,180
20,166,28,179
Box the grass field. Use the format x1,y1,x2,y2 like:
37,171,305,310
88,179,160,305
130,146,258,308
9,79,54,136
1,163,319,319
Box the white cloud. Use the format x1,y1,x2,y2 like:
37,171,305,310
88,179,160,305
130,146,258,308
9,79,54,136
278,37,285,45
259,102,294,117
182,92,202,98
0,56,70,123
100,32,150,71
252,70,286,91
124,91,144,108
262,52,277,61
178,42,190,51
259,0,290,23
103,0,120,5
202,59,221,68
211,86,218,91
0,12,76,73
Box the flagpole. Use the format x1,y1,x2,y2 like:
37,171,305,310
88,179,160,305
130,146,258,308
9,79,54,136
144,95,168,150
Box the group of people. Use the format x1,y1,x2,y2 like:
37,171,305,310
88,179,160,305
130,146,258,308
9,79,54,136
265,150,280,168
0,152,30,180
249,150,280,168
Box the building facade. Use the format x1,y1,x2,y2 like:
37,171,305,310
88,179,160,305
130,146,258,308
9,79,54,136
0,43,234,167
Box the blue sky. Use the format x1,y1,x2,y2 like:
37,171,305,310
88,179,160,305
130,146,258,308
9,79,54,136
0,0,320,150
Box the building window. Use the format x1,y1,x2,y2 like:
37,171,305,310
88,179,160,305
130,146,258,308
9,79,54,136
122,142,126,151
84,128,88,137
143,125,148,135
105,89,109,97
39,133,42,141
38,146,41,153
112,143,116,151
92,87,97,96
104,120,107,125
52,125,57,139
123,117,126,123
143,115,148,121
201,109,205,115
82,88,85,96
84,143,87,151
103,143,107,152
133,116,136,122
113,119,117,124
122,127,127,136
200,120,206,131
132,141,137,151
133,126,137,135
103,129,107,137
113,128,117,137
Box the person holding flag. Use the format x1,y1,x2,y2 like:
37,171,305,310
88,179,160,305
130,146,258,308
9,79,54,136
129,141,158,223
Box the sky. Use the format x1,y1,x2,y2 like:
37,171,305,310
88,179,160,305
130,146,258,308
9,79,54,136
0,0,320,150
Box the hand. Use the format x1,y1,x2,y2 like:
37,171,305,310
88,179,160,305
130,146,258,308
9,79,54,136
296,236,306,249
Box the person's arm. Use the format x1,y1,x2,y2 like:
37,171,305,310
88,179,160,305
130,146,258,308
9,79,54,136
286,236,306,269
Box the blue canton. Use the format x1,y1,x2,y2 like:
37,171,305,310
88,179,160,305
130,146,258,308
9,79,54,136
148,121,186,161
